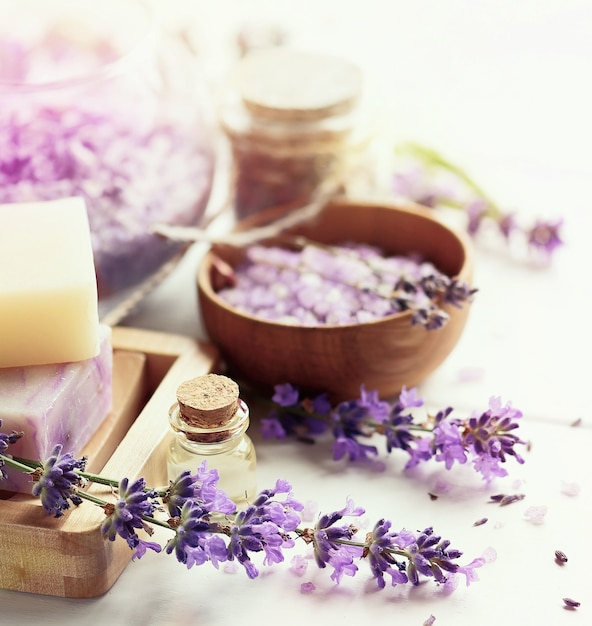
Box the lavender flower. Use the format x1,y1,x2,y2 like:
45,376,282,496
394,143,564,261
165,501,228,568
466,199,487,235
227,479,304,578
330,389,388,461
261,383,330,441
410,528,464,584
273,383,300,407
392,163,451,208
527,218,564,256
301,498,365,583
455,556,486,586
0,424,490,596
164,462,236,518
365,518,409,588
266,385,526,482
31,444,87,517
101,476,162,559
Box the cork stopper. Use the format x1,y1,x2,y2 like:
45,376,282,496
235,47,363,122
176,374,239,428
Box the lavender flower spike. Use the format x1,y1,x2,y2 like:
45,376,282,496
165,501,228,569
31,444,87,517
101,476,162,559
302,497,365,583
227,479,304,579
398,527,466,586
164,462,236,518
365,519,409,588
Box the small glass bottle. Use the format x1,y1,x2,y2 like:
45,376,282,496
167,374,257,508
219,47,368,219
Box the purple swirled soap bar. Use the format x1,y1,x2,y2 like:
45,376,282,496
0,324,113,494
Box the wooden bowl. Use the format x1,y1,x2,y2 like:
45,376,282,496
197,199,473,399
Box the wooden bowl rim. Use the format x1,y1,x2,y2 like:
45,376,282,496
197,198,473,330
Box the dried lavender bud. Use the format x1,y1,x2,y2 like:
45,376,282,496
499,494,525,506
563,598,580,609
473,517,488,527
488,494,506,503
428,492,438,501
571,418,582,427
554,550,568,564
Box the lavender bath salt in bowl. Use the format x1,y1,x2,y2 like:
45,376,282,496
0,0,215,297
197,199,474,399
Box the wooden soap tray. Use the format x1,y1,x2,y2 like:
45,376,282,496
0,327,218,598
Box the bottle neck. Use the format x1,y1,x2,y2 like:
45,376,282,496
168,398,250,444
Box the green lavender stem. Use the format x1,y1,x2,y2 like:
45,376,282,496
271,403,433,435
1,455,36,475
396,142,502,218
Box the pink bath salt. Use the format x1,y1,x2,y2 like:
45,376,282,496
560,481,581,497
0,324,112,493
223,562,239,575
456,366,485,383
300,582,316,594
301,499,319,522
524,505,548,525
481,546,498,563
290,555,309,577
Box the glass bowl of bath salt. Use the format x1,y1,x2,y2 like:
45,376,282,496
0,0,216,298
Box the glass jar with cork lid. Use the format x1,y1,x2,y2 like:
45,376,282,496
167,374,257,508
220,47,367,219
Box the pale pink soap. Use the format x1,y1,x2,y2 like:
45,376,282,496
0,324,113,494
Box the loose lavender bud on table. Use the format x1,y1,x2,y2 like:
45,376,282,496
563,597,580,609
554,550,568,564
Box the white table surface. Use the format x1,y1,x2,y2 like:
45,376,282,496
3,1,592,624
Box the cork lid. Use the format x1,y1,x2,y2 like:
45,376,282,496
176,374,239,428
235,47,363,122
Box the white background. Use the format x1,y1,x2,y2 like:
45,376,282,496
3,1,592,624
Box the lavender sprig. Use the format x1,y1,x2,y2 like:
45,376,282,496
262,384,526,482
392,142,564,259
0,436,484,593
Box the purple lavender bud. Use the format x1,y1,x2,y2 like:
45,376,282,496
272,383,300,407
165,501,217,567
306,498,364,581
227,480,303,578
100,476,161,559
527,218,564,256
366,519,409,588
31,444,87,517
466,199,488,235
498,212,518,239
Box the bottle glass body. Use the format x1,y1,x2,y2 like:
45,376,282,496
167,399,257,508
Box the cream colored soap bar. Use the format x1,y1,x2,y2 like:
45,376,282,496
0,197,100,368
